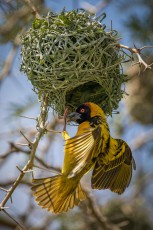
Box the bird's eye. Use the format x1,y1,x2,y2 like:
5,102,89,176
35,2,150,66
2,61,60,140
80,108,85,113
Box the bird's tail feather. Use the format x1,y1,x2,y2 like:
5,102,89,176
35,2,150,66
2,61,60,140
32,175,86,213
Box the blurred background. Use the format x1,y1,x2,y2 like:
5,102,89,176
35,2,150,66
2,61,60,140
0,0,153,229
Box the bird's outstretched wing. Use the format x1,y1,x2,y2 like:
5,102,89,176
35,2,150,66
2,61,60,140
63,126,102,177
91,140,136,194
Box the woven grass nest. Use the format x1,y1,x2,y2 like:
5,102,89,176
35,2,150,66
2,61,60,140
21,9,126,115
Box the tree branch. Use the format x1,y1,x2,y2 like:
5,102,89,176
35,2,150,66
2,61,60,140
0,179,31,188
81,0,112,13
0,96,48,210
0,44,18,82
23,0,41,19
83,188,121,230
0,7,29,36
2,209,25,230
118,44,153,70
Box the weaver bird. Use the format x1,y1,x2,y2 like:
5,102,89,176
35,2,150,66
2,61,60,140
32,102,136,213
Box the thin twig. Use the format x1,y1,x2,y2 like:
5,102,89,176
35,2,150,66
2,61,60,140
0,187,13,203
0,7,29,36
0,44,18,82
20,131,32,146
24,0,41,19
135,52,153,70
0,179,31,187
2,209,25,230
20,115,37,120
0,142,60,173
83,189,121,230
63,107,69,132
16,143,30,146
139,46,153,51
0,96,48,214
119,44,153,70
0,187,9,192
81,0,112,13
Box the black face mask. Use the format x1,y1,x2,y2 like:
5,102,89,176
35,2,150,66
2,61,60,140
75,104,91,124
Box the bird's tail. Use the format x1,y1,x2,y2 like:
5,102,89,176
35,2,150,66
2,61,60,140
32,175,86,213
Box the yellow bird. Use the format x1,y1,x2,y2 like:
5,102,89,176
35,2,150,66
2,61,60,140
32,102,136,213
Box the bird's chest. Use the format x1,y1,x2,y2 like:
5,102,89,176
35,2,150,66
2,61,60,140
76,121,91,134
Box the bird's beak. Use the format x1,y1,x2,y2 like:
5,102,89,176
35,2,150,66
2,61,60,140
67,112,81,122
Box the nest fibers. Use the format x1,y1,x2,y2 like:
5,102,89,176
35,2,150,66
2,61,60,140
21,9,127,115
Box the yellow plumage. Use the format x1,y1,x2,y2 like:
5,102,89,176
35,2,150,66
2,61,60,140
32,102,136,213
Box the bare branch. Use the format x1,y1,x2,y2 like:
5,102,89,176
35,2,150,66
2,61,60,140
20,131,33,146
0,179,31,188
20,115,37,120
83,189,121,230
81,0,112,13
63,107,69,132
0,44,18,82
0,96,48,211
0,141,60,173
2,209,25,230
139,46,153,51
23,0,41,19
0,187,9,193
134,52,153,71
0,7,29,36
119,44,153,70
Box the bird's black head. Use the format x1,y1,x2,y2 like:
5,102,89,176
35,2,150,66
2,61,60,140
75,104,91,124
67,104,91,124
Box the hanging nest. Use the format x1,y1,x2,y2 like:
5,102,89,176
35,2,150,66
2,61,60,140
21,9,127,115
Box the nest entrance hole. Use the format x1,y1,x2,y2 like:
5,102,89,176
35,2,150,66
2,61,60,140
66,81,108,110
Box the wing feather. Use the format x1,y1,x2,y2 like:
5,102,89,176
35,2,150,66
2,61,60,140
63,126,102,177
92,140,135,194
